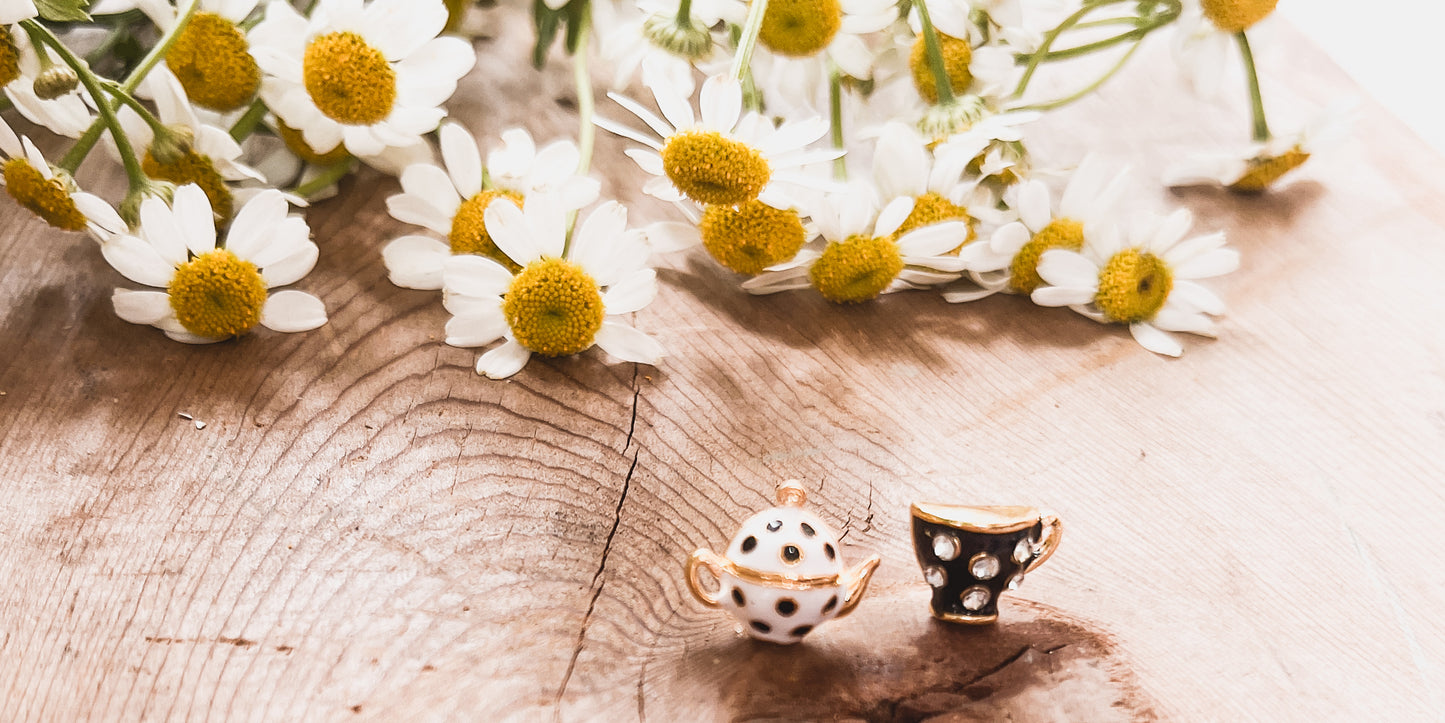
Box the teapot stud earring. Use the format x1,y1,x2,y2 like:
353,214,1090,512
685,480,881,644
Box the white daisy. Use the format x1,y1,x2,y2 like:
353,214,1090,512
594,73,841,210
744,0,897,114
871,120,1004,249
1173,0,1276,98
249,0,476,157
1163,101,1355,193
383,122,600,289
743,181,970,302
641,197,814,276
440,194,663,379
1031,208,1239,357
949,155,1127,302
113,66,266,222
0,21,93,137
113,0,264,112
103,184,327,343
599,0,744,97
0,116,125,237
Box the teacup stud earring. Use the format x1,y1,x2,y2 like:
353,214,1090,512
686,480,881,644
910,503,1063,624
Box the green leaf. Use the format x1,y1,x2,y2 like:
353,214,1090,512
34,0,92,23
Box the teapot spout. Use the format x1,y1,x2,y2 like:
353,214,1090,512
835,554,881,618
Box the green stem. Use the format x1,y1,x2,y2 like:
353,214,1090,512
101,82,168,137
24,21,149,189
1020,1,1179,63
1236,31,1270,142
914,0,954,106
730,0,769,81
1012,38,1142,112
573,12,594,175
229,99,268,143
1013,0,1129,97
291,159,356,198
56,0,201,173
828,62,845,180
674,0,694,27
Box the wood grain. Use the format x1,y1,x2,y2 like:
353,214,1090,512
2,8,1444,721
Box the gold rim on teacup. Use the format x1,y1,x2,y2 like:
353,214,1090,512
911,503,1063,624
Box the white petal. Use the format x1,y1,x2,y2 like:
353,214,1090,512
173,184,217,255
873,123,928,200
651,75,695,131
897,222,969,258
1130,322,1183,357
442,254,513,298
482,198,539,265
386,194,453,234
226,189,289,258
989,221,1032,255
644,221,699,253
699,75,741,132
445,307,508,347
624,148,664,176
1017,180,1051,232
568,201,630,285
1170,280,1226,316
593,321,664,364
1031,285,1096,307
1151,208,1194,252
401,163,463,212
382,235,451,290
260,290,327,332
103,234,176,287
111,289,172,324
477,339,532,379
603,269,657,315
593,111,665,150
138,195,189,265
1152,308,1217,337
260,241,319,287
0,117,21,156
1036,249,1098,288
874,196,915,237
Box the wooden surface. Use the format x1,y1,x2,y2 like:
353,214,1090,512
3,12,1444,722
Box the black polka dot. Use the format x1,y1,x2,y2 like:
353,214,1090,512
765,519,783,532
741,536,757,553
822,595,838,614
776,598,797,616
731,588,746,607
781,545,802,564
790,625,813,637
800,522,816,537
750,620,772,634
824,544,836,560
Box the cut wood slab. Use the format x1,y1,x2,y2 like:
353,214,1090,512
1,8,1443,722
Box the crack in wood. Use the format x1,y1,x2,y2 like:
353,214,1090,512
553,366,644,715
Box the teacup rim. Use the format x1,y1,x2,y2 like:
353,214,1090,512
910,502,1042,533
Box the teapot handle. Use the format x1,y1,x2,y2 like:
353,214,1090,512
1024,511,1063,574
685,549,728,609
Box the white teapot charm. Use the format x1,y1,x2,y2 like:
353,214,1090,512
685,481,881,644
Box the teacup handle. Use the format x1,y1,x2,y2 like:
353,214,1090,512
685,549,728,608
1024,511,1063,574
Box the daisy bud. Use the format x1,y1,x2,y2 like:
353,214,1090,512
120,181,177,230
642,13,713,61
32,66,79,100
147,125,197,167
917,95,987,143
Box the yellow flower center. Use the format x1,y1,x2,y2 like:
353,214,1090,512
1095,249,1173,323
167,249,269,338
808,234,903,304
1009,218,1084,294
1200,0,1278,32
897,192,977,252
277,121,350,166
166,12,261,112
450,189,525,272
0,27,20,87
302,31,396,125
661,130,771,206
503,258,605,357
700,200,807,275
1228,148,1310,193
910,33,973,105
3,158,87,231
757,0,842,57
142,148,234,222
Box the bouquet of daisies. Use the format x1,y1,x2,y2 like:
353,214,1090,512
0,0,1341,379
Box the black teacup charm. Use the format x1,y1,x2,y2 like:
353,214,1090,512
910,503,1063,624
